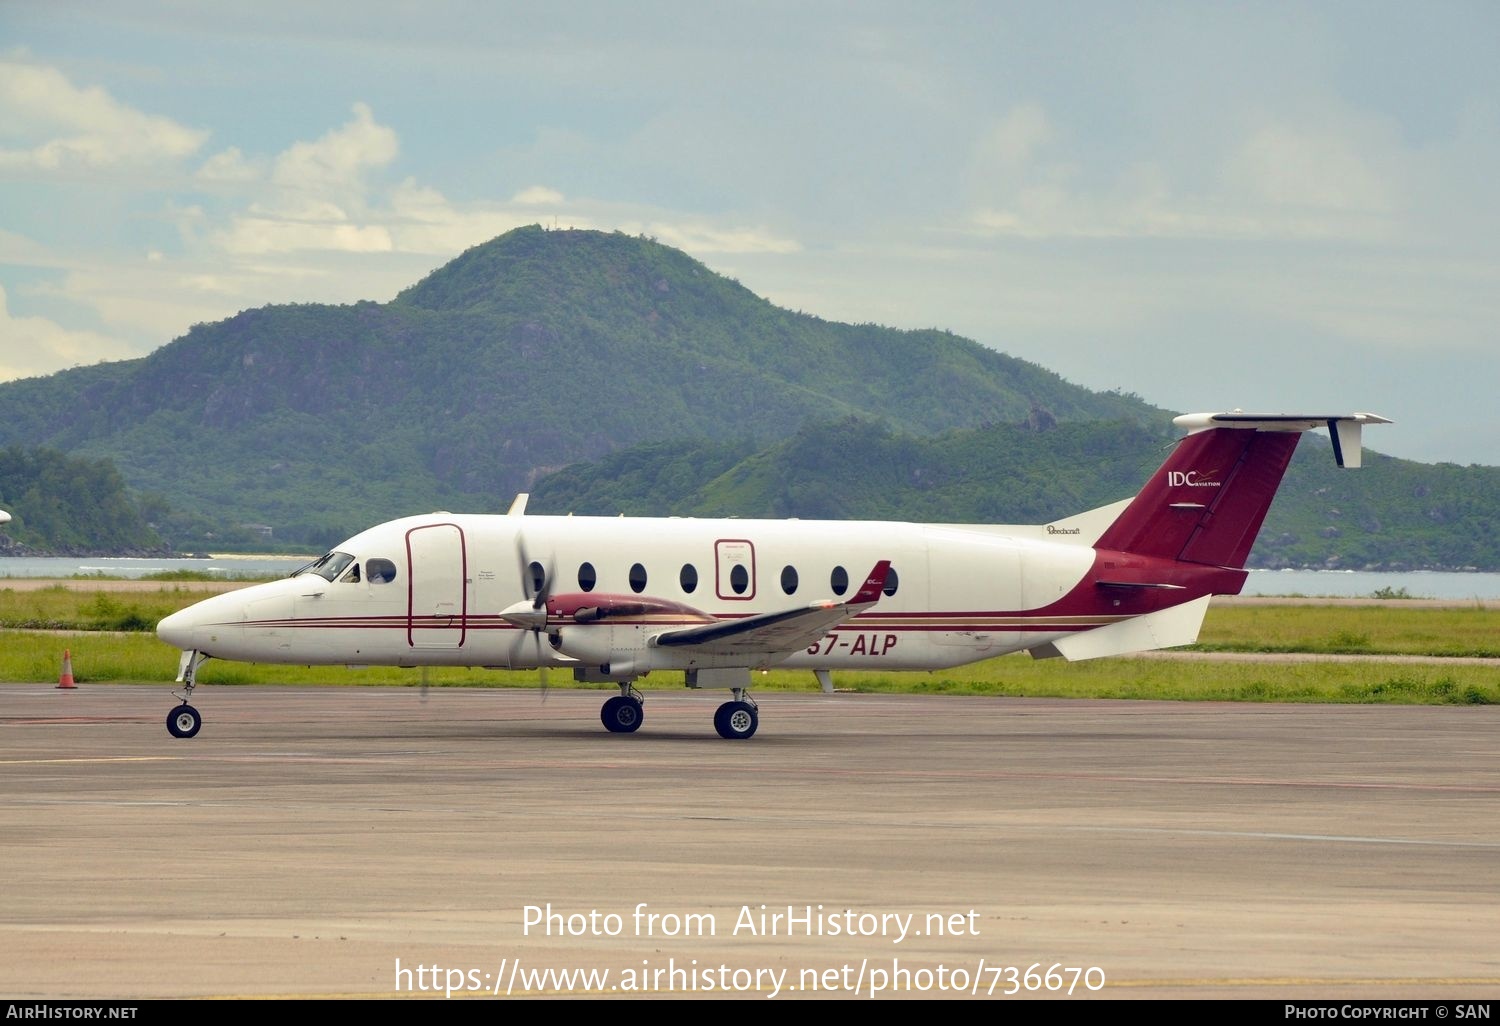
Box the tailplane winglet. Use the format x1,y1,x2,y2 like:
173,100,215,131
1172,412,1393,468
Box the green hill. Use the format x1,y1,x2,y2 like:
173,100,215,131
0,225,1495,569
0,446,168,555
0,226,1166,550
529,418,1500,572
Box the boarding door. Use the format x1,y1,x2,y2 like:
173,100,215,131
407,523,467,649
715,539,756,601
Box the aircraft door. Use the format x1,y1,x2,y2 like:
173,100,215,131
715,539,756,601
407,523,467,649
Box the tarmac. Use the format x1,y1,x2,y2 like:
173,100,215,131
2,682,1498,1002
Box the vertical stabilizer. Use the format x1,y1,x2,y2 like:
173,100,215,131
1093,413,1390,569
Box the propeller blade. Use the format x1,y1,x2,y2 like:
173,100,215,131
512,525,554,699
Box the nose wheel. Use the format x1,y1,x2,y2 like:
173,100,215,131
167,704,202,738
165,649,209,739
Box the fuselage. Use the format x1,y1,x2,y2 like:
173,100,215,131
156,509,1244,675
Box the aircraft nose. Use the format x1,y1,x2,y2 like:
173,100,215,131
156,608,196,649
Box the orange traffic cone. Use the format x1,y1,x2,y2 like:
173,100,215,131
57,649,76,689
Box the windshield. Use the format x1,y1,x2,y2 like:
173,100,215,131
292,550,356,582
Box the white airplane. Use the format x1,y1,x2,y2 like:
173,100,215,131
156,411,1390,740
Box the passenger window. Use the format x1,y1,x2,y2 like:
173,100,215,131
781,565,798,595
730,564,749,595
578,562,596,592
366,558,397,584
680,564,698,594
830,566,848,596
629,563,647,594
883,566,899,597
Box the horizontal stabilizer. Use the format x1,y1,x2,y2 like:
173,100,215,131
1029,595,1211,661
1172,412,1392,468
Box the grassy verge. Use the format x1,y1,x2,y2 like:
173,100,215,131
1193,605,1500,658
2,583,1497,704
0,582,225,630
3,638,1497,707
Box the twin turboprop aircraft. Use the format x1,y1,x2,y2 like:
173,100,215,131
156,411,1390,740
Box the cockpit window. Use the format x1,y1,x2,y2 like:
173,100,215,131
366,558,397,584
340,563,361,584
294,550,355,582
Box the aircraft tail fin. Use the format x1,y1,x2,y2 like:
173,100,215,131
1093,412,1390,569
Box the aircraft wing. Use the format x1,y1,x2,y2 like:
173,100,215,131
652,560,891,656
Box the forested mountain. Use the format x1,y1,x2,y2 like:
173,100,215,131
0,226,1164,550
0,225,1495,568
0,447,168,555
530,419,1500,572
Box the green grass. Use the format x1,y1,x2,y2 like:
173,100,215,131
1191,605,1500,658
4,633,1497,707
2,585,1497,705
0,584,217,631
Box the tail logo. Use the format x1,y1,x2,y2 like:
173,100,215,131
1167,471,1221,488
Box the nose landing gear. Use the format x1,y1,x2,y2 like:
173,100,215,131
166,650,209,739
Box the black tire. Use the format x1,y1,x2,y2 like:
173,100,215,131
166,704,202,739
714,701,758,740
600,695,643,734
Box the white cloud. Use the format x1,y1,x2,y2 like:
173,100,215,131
513,185,565,205
269,101,397,196
208,104,402,256
0,284,140,379
628,221,801,255
385,180,545,255
0,59,208,171
974,104,1053,173
196,146,263,185
213,213,395,256
965,103,1404,243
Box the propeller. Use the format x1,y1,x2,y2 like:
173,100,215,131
505,527,555,698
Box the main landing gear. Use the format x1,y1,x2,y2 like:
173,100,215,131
600,683,645,733
596,681,760,739
166,650,209,739
713,693,758,740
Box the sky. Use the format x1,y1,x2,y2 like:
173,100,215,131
1,1,1496,466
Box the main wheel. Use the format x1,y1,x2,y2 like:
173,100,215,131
714,701,758,740
166,703,202,739
600,695,644,733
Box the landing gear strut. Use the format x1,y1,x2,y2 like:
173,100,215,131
166,650,209,739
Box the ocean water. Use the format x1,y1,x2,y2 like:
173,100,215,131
2,556,1498,601
1238,569,1500,600
0,554,314,580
